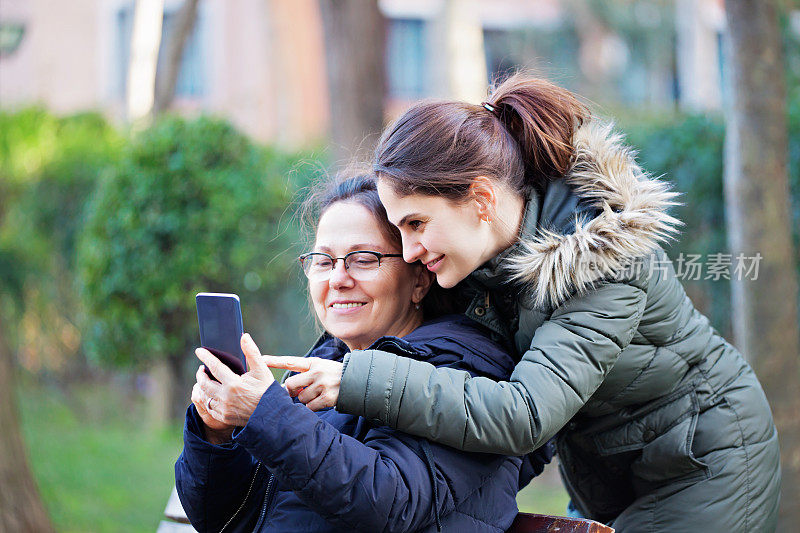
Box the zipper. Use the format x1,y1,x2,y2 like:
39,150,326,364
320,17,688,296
251,473,276,532
245,336,319,532
217,462,262,533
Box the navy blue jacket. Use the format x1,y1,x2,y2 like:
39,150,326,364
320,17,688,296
175,315,548,532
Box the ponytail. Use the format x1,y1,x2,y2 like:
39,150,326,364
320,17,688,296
485,75,588,189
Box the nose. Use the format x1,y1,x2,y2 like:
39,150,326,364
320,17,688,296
328,259,355,289
403,238,426,264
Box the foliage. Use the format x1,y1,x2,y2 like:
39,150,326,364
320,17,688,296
622,114,728,255
0,108,123,367
785,17,800,250
0,108,122,283
76,115,312,367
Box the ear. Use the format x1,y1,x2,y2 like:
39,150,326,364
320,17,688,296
411,264,434,305
468,176,499,221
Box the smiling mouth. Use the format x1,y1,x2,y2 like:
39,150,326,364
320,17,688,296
330,302,366,309
426,256,444,270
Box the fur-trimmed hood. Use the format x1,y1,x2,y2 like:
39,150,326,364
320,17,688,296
499,122,682,309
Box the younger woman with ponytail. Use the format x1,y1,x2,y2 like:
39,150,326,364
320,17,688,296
267,75,780,531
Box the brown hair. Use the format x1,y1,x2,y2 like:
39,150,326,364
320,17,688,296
374,73,589,199
301,172,401,249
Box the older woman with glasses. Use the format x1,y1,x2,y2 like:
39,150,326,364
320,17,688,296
174,174,551,532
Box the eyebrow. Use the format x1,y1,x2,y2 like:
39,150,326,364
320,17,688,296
315,244,386,253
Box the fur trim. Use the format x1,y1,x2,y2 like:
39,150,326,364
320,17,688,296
506,122,683,309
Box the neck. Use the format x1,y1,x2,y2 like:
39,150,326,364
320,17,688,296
490,189,527,255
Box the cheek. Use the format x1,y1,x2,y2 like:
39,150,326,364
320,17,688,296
390,275,418,306
309,282,326,312
423,228,449,253
367,275,410,312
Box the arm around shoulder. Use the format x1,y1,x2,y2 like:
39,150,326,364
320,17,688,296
339,281,646,455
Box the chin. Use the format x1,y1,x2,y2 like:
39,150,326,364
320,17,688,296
435,273,459,289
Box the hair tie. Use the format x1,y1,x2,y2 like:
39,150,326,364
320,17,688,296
481,102,496,114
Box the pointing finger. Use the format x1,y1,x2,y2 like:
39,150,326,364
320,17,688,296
262,355,312,372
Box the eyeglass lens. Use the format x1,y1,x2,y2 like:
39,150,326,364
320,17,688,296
303,252,383,280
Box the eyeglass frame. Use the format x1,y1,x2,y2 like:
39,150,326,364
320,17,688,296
298,250,404,280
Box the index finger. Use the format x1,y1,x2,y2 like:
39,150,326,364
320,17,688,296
195,348,237,383
261,355,312,372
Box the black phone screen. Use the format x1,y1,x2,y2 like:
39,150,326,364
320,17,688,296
196,293,245,374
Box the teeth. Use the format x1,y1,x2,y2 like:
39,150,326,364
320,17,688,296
331,303,365,309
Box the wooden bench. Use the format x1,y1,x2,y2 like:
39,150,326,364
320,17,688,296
157,486,196,532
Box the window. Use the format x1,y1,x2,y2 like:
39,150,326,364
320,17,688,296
114,3,206,99
386,18,426,99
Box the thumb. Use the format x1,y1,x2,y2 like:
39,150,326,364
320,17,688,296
240,333,264,372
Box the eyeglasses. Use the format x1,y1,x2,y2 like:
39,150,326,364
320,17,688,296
298,250,403,281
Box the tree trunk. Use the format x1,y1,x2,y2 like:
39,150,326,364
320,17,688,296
147,357,172,429
154,0,201,114
318,0,385,166
430,0,487,102
0,322,55,533
126,0,165,124
675,0,722,111
724,0,800,527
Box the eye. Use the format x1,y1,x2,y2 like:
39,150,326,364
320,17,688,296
407,220,423,231
312,256,333,268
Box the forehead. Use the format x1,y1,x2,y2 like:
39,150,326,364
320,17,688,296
315,201,392,251
376,181,459,223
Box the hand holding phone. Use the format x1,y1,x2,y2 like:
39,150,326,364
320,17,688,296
194,332,275,428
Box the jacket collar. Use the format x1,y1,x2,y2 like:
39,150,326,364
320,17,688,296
473,122,682,309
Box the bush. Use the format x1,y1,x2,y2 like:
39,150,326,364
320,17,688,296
76,115,313,369
0,108,122,367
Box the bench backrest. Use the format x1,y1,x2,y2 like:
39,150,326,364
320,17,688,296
507,512,614,533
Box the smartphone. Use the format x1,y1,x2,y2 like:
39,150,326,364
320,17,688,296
196,292,247,381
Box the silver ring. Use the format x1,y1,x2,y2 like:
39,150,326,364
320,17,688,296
206,397,214,412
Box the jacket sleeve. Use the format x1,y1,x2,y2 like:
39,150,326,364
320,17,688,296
174,405,268,533
232,381,510,533
338,280,646,455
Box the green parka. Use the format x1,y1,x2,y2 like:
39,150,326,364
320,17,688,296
337,124,780,531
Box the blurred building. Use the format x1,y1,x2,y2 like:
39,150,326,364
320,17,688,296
0,0,329,146
0,0,727,147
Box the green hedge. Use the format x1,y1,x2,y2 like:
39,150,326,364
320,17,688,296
0,109,123,361
0,110,317,375
76,115,315,367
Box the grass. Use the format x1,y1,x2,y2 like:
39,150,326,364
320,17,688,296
516,469,571,516
16,375,569,532
17,376,184,533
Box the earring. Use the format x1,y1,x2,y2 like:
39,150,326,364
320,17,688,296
414,303,421,310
